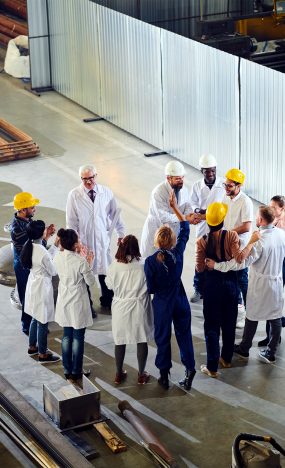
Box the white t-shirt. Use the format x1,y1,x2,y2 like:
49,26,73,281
223,191,253,248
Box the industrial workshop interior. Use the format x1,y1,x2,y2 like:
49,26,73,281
0,0,285,467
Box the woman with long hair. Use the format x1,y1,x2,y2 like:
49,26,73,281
21,220,59,363
196,202,250,377
106,235,153,385
144,191,196,391
54,228,95,380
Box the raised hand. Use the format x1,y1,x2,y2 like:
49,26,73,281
249,230,261,244
86,249,95,266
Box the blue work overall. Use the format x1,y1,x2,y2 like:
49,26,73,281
145,221,195,372
203,230,239,372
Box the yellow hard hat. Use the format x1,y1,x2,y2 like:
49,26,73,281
206,202,228,226
225,168,245,185
13,192,40,210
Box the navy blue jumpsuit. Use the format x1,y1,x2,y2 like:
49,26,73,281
144,221,195,372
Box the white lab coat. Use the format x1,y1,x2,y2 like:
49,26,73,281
140,181,193,257
54,250,96,329
105,258,154,345
214,226,285,321
25,244,57,324
66,184,125,275
190,176,225,238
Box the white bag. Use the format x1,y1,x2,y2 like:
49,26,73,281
4,35,30,78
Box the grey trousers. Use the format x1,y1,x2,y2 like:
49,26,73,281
239,317,282,356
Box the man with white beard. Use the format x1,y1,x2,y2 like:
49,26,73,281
66,164,125,312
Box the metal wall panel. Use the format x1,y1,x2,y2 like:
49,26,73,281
240,60,285,203
162,30,239,175
48,0,101,114
98,5,163,148
27,0,51,88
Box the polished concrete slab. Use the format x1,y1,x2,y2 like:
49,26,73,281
0,69,284,467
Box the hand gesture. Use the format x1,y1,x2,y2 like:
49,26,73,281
187,213,201,225
205,258,215,270
43,224,56,240
249,230,260,244
79,244,88,257
169,190,177,209
86,249,95,266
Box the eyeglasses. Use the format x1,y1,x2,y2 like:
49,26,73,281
223,183,236,189
81,175,95,182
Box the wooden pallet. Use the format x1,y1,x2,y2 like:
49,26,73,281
0,119,40,162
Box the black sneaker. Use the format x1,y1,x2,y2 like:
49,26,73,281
190,290,202,303
258,350,276,364
28,347,38,355
179,369,196,391
39,354,60,364
233,344,249,360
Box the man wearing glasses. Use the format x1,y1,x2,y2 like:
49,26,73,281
222,168,253,327
66,164,125,311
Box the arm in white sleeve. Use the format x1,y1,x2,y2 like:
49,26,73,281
66,192,79,232
108,196,125,238
80,258,96,287
152,190,178,225
190,183,200,212
41,252,57,277
214,242,262,272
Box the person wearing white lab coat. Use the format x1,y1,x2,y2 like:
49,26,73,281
66,164,125,309
21,220,59,364
140,160,199,258
54,228,96,380
106,235,153,385
189,154,225,303
207,205,285,364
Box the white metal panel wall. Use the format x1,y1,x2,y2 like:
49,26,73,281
97,5,163,148
162,30,239,175
48,0,101,115
27,0,51,89
240,59,285,203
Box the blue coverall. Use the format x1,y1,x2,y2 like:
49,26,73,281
144,221,195,372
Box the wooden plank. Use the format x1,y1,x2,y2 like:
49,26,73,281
93,421,127,454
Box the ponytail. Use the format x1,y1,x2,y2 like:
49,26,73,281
20,239,33,269
20,219,46,269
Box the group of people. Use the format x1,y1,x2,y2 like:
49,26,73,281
9,159,285,389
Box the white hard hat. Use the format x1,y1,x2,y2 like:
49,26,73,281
199,154,217,169
165,160,185,177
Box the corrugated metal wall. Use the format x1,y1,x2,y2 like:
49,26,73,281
162,30,239,174
27,0,51,89
27,0,284,202
240,59,285,201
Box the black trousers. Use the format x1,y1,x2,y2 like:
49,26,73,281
98,274,113,308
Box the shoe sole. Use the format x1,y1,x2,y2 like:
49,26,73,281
258,354,276,364
28,351,39,356
39,358,61,364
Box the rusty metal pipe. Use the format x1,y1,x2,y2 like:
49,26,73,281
0,14,28,36
0,0,27,20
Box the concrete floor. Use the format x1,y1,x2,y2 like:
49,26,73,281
0,64,285,468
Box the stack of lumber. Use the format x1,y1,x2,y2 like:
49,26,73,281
0,118,40,162
0,0,27,48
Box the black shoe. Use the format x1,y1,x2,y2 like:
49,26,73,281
100,296,112,308
71,369,91,380
158,370,170,390
233,344,249,360
258,349,276,364
179,369,196,391
282,316,285,327
39,354,60,364
28,347,38,355
22,329,29,336
64,373,71,380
